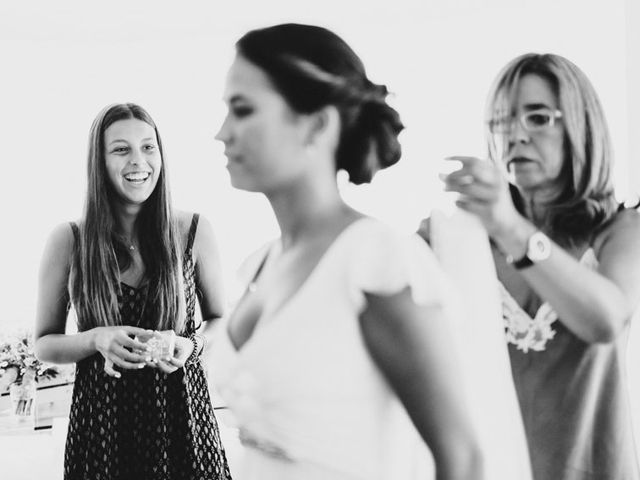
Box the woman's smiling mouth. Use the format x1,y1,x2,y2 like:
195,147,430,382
123,171,151,184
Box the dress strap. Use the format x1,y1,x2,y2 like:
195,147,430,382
69,222,79,244
186,213,200,251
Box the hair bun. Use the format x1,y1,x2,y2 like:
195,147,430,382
362,80,389,102
336,85,404,184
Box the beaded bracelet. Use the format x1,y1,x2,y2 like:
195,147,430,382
186,334,204,364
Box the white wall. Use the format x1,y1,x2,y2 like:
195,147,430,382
627,0,640,197
0,0,638,470
0,0,632,326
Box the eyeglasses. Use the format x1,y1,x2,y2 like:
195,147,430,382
488,108,563,134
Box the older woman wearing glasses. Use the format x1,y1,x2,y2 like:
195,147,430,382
438,53,640,479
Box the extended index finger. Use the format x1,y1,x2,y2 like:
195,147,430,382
445,156,486,174
446,156,499,185
445,155,484,164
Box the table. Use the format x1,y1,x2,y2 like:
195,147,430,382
0,382,72,479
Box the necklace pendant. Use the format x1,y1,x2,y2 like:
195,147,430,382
129,245,135,252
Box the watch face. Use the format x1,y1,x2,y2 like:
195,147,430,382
528,232,551,262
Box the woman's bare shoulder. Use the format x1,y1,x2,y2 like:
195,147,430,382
48,222,76,251
174,209,196,241
594,208,640,254
40,222,77,271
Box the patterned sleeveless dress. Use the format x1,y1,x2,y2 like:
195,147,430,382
65,214,232,480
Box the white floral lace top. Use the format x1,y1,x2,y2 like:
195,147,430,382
500,247,598,353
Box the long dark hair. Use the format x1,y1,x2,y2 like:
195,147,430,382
236,23,404,185
69,103,186,332
486,53,618,245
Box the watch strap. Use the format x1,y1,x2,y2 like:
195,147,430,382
511,254,534,270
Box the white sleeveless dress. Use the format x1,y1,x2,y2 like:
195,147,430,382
209,216,532,480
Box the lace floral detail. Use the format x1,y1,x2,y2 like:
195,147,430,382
501,283,558,352
501,248,598,353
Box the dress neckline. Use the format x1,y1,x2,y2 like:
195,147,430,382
502,247,597,318
226,216,373,353
118,235,198,292
501,247,598,352
120,281,148,291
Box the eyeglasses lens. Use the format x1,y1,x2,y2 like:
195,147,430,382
523,111,553,131
489,110,556,134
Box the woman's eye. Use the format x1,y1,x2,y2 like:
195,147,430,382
144,144,157,152
112,146,129,154
527,113,550,126
232,106,253,118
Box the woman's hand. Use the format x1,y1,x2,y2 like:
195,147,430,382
442,156,521,239
145,332,194,375
92,326,151,378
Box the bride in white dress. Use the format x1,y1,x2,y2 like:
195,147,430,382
210,23,531,480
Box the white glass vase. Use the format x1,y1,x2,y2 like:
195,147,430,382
9,381,36,420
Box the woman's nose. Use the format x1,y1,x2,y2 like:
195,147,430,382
215,118,230,143
130,149,142,165
509,116,531,144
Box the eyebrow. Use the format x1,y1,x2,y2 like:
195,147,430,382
108,137,155,145
227,94,248,104
523,102,553,111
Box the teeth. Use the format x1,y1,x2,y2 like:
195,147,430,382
124,172,150,181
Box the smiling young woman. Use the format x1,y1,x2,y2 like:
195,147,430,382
103,118,162,207
33,103,232,480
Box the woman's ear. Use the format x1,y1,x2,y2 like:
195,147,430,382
304,105,341,152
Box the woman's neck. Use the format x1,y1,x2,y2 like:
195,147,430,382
519,184,559,229
112,203,142,241
267,176,347,250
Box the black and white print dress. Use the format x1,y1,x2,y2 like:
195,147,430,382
65,214,232,480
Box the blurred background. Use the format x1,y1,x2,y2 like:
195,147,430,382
0,0,638,320
0,0,638,474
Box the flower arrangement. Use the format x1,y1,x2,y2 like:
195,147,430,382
0,329,59,389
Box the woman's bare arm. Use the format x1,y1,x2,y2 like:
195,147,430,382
360,287,483,480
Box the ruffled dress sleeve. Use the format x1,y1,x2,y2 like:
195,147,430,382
350,216,533,480
348,220,454,309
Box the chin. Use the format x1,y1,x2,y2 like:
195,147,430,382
117,191,153,206
509,169,539,188
230,181,262,193
227,173,260,193
512,179,547,195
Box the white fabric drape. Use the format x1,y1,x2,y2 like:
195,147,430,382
430,207,533,480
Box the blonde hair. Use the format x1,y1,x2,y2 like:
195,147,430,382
485,53,618,243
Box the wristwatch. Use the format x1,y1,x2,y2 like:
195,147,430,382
508,230,551,270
